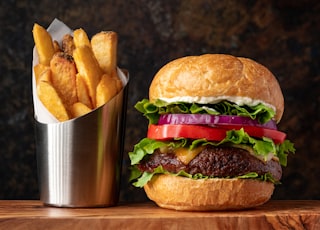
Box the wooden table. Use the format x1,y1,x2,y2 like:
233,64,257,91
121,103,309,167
0,200,319,229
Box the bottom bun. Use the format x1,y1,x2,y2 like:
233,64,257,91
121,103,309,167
144,174,274,211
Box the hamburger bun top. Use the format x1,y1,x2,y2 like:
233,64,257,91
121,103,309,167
149,54,284,122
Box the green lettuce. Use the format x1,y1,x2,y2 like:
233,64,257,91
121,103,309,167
128,129,294,167
135,99,275,124
130,165,280,188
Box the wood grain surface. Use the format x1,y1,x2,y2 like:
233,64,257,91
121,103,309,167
0,200,319,230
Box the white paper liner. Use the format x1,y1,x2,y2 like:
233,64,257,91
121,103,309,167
32,18,128,124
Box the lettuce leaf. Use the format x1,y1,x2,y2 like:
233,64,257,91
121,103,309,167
135,99,275,124
130,165,280,188
276,139,296,167
128,129,294,167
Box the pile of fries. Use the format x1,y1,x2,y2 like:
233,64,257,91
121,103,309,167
32,23,122,121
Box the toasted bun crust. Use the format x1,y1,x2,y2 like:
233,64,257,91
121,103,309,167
149,54,284,122
144,174,274,211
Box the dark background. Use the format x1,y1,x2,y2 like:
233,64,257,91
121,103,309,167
0,0,319,202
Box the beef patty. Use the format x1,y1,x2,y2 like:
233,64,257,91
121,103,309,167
138,146,282,181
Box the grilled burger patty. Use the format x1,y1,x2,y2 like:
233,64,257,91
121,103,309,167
138,146,282,181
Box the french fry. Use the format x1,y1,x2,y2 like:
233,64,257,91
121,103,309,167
61,34,75,56
73,45,103,107
50,52,78,109
70,102,92,118
91,31,118,75
53,40,61,53
111,68,123,93
96,74,118,107
34,64,51,84
37,81,69,121
76,73,93,109
73,28,91,48
37,67,52,84
32,23,55,66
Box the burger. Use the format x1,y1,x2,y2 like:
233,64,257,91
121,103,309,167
129,54,295,211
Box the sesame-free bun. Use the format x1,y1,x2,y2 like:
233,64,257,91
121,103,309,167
144,174,274,211
149,54,284,122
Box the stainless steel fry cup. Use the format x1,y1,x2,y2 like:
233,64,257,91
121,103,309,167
35,75,128,207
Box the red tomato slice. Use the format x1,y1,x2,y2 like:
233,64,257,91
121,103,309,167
147,124,286,144
147,124,227,142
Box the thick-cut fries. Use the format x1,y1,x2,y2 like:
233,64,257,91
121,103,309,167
33,23,55,66
96,74,118,108
37,68,51,84
53,40,61,53
91,31,118,75
76,74,93,109
34,64,50,84
61,34,75,56
111,68,123,92
37,81,69,121
50,52,78,109
73,45,103,107
71,102,92,118
73,28,91,48
33,23,123,121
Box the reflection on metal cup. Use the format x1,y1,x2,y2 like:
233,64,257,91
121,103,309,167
35,75,128,207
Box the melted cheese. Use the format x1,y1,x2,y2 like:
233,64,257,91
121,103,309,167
174,146,206,165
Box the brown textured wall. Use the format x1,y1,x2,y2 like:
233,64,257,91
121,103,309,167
0,0,319,202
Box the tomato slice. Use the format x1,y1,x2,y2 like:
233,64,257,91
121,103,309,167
147,124,227,141
147,124,286,144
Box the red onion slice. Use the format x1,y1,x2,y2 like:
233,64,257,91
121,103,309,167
158,114,277,130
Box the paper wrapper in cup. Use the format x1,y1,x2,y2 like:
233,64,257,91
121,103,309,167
33,19,129,207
